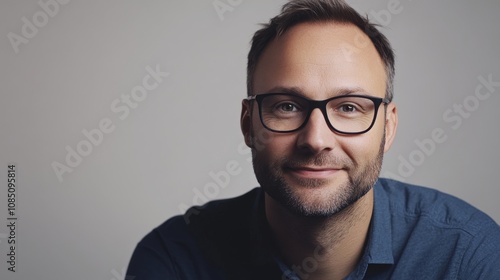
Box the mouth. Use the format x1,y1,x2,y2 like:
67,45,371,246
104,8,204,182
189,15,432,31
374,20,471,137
285,166,343,180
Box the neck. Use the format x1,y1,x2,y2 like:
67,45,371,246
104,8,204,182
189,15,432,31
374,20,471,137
265,189,373,280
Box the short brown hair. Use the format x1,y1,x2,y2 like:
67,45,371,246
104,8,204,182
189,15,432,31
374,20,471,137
247,0,395,101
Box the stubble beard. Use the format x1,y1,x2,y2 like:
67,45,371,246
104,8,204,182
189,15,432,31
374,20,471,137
252,134,385,218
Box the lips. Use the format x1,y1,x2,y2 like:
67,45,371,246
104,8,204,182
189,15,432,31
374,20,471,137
285,166,342,179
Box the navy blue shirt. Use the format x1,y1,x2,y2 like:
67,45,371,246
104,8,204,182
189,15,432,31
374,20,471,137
126,179,500,279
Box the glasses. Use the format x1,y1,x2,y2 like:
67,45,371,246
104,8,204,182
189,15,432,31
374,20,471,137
246,93,389,134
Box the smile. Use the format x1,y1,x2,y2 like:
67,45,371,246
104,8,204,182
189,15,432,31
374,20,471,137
286,166,342,179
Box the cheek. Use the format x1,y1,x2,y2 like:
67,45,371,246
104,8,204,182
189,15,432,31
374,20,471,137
338,125,385,166
252,129,295,159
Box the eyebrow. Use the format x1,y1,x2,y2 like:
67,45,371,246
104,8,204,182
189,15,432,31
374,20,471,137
262,86,371,97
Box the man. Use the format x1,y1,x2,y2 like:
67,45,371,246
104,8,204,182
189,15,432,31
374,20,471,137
126,0,500,279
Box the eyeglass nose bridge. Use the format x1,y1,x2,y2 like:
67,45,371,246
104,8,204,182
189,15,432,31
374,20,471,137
300,99,335,132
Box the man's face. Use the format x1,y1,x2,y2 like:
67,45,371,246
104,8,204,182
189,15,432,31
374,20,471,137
241,22,397,217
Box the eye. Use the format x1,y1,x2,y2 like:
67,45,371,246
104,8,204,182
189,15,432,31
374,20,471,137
338,104,357,113
277,102,299,112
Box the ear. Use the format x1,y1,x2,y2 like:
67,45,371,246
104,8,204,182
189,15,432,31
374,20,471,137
383,102,398,153
240,100,253,148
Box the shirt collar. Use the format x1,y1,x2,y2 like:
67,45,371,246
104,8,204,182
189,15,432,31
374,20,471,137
366,179,395,265
344,180,395,279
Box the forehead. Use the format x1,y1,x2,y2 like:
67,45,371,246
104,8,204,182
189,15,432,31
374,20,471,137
253,22,387,98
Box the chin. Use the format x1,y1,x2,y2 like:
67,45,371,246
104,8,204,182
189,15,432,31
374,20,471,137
263,176,371,218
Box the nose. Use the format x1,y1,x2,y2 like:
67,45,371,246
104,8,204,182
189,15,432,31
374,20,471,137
296,108,337,154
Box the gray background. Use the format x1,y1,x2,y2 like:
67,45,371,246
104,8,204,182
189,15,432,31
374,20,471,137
0,0,498,279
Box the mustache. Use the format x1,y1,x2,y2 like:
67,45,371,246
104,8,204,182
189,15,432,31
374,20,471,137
281,153,353,170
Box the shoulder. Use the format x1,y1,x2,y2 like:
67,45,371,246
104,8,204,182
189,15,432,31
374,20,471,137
183,187,262,226
127,188,263,280
375,178,500,278
376,178,497,230
144,186,262,251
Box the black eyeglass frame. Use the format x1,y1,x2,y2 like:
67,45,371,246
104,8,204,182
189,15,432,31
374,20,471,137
246,93,390,135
